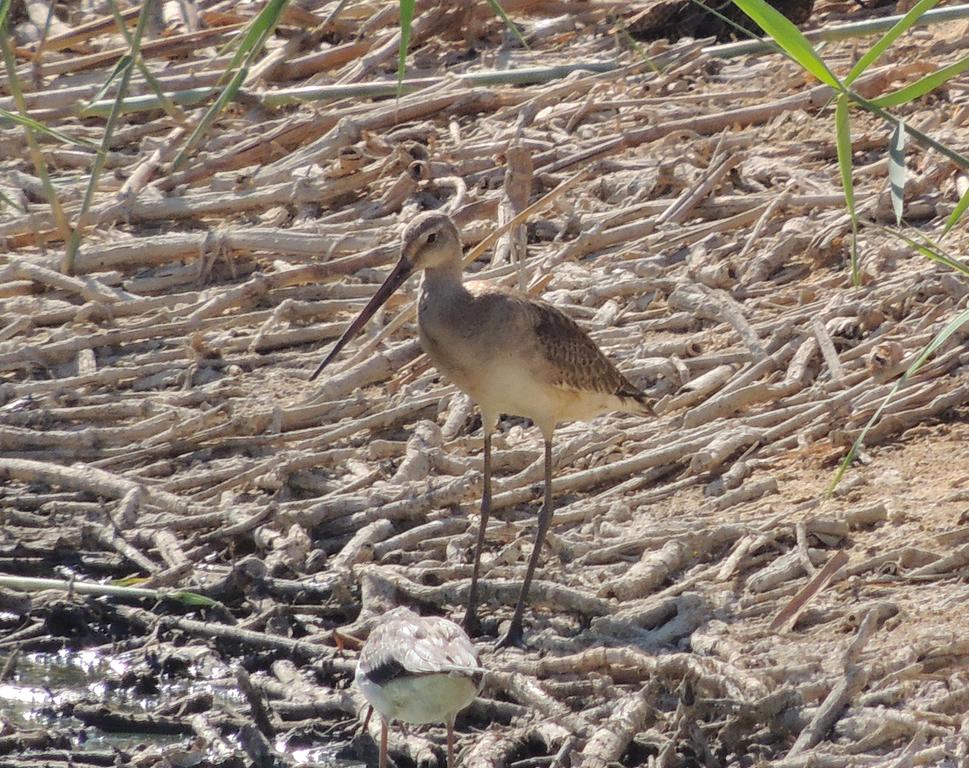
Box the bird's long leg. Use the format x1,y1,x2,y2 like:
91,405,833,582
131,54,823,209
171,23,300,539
447,717,456,768
463,429,491,636
379,718,388,768
496,436,553,649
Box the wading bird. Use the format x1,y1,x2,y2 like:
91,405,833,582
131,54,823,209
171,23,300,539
356,607,483,768
312,211,653,647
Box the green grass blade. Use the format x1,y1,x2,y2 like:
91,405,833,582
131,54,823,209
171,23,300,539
871,55,969,107
79,86,214,117
0,105,97,147
911,307,969,363
848,219,859,284
397,0,415,94
171,591,221,608
220,0,289,83
612,14,661,73
171,65,248,169
485,0,529,49
835,96,855,216
114,577,220,608
943,184,969,237
731,0,843,90
682,0,792,64
844,0,939,85
0,0,10,30
172,0,288,169
0,187,19,211
0,33,72,250
888,120,906,226
64,0,155,275
849,91,969,171
835,94,860,284
82,54,132,111
880,225,969,277
830,305,969,491
106,0,186,123
0,574,221,609
129,54,187,122
65,52,136,269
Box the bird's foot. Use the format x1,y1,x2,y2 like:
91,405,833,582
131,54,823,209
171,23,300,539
494,620,526,650
462,609,482,638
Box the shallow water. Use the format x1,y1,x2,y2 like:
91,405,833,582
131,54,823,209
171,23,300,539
0,649,356,766
1,649,179,748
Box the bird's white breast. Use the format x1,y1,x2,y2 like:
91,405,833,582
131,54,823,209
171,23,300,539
471,362,622,437
418,285,624,435
358,671,478,725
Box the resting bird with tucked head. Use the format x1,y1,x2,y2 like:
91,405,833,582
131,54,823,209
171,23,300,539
313,211,654,647
355,607,483,768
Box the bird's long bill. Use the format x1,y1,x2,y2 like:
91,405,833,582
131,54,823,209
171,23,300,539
309,258,413,381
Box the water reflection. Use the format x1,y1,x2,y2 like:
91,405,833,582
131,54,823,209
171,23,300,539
0,650,359,765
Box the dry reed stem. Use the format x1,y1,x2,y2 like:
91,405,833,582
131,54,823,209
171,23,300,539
2,3,969,767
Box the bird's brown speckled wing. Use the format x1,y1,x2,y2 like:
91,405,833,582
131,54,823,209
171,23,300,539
626,0,813,43
526,298,647,402
462,282,650,408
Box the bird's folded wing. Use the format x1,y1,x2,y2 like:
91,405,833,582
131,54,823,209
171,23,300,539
398,619,480,675
526,298,640,398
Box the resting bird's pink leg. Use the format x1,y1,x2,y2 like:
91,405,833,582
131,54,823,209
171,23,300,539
379,718,388,768
447,717,456,768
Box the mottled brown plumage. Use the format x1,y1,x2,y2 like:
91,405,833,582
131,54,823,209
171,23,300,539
417,273,652,441
527,295,648,403
312,211,655,647
625,0,814,42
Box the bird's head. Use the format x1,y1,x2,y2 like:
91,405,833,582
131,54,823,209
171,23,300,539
309,210,461,381
400,211,462,272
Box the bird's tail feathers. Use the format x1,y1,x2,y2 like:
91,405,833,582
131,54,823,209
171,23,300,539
441,664,484,677
442,665,487,693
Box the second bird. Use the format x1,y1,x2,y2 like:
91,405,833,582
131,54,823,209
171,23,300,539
312,211,653,647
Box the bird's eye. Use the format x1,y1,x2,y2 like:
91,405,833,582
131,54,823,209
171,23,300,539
427,232,438,244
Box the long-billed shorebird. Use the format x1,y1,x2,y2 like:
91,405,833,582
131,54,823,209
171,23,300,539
312,211,653,647
356,607,483,768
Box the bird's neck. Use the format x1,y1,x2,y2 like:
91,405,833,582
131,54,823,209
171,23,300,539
421,263,465,295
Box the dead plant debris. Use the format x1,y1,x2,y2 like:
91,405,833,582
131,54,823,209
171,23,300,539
2,1,969,767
